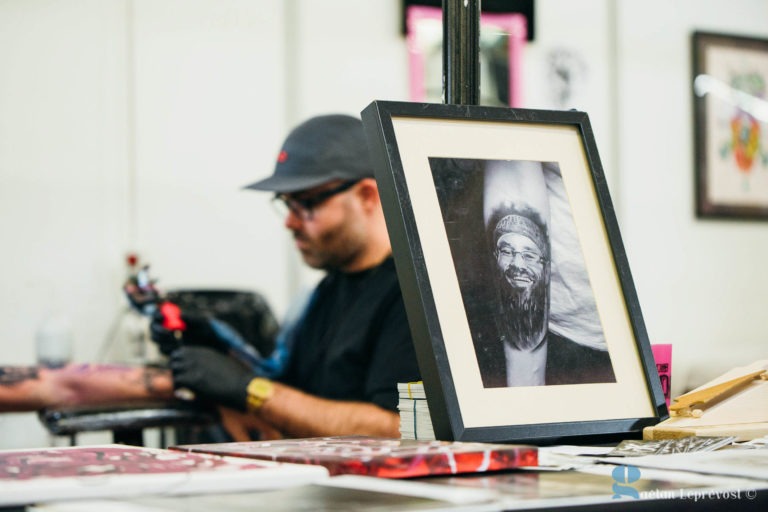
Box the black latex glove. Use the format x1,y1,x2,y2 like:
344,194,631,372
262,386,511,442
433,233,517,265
149,309,225,356
169,346,253,412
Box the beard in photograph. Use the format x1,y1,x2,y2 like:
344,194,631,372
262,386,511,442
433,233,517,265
494,260,550,351
487,205,551,352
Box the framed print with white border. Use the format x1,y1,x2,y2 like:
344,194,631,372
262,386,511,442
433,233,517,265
362,101,668,444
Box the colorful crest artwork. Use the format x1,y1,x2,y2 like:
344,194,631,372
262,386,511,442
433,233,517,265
693,31,768,219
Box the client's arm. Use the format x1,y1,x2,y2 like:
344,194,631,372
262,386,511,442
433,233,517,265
0,364,174,412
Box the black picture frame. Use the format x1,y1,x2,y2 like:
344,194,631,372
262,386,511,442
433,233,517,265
362,101,668,444
692,31,768,220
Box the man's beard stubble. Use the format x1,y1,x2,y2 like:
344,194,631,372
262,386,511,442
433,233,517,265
495,268,549,351
291,221,365,272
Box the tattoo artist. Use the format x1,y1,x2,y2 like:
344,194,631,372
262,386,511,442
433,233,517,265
149,115,421,439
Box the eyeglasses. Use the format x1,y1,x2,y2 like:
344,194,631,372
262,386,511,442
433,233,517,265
497,247,546,265
271,180,359,220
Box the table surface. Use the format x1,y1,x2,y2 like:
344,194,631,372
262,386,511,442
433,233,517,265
7,446,768,512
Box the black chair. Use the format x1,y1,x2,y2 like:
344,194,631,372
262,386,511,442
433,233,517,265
38,400,219,447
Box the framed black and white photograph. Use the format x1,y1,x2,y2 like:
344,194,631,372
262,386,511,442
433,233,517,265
362,101,667,444
693,31,768,219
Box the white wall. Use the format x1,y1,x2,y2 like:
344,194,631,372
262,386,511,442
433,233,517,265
615,0,768,393
0,0,295,448
130,0,290,297
0,0,132,447
1,0,766,448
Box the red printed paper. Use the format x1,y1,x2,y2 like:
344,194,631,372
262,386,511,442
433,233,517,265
173,436,538,478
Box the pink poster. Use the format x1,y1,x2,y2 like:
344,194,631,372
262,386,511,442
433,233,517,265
652,344,672,407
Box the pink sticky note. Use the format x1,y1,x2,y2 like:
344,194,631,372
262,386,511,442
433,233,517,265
651,344,672,407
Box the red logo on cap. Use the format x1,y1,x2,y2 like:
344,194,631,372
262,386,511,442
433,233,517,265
277,150,288,163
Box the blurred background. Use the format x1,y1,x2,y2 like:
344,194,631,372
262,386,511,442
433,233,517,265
1,0,766,448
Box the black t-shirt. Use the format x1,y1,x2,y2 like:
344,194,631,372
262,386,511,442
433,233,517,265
278,257,420,411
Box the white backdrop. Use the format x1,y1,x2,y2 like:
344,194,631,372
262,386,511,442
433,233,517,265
1,0,766,448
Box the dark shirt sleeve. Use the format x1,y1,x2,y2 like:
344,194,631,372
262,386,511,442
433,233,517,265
364,292,421,411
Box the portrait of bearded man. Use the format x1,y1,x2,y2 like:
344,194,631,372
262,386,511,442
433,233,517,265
476,203,616,387
427,157,616,388
489,207,551,355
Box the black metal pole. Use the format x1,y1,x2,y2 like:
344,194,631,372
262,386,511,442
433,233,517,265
443,0,481,105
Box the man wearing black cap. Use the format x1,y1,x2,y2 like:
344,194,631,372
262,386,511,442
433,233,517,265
150,114,421,438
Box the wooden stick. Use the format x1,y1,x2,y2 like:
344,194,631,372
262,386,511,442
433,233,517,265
669,370,766,417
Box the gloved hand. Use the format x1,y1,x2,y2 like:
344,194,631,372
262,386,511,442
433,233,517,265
169,346,253,412
149,309,225,356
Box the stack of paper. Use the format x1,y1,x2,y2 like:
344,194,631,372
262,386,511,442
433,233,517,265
26,475,500,511
397,381,435,440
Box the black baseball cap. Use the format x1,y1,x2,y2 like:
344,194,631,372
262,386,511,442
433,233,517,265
243,114,373,194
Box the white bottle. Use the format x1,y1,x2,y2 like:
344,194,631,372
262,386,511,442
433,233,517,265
36,313,74,368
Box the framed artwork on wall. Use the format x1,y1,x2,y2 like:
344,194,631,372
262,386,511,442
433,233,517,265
693,31,768,219
400,0,536,41
362,101,668,444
